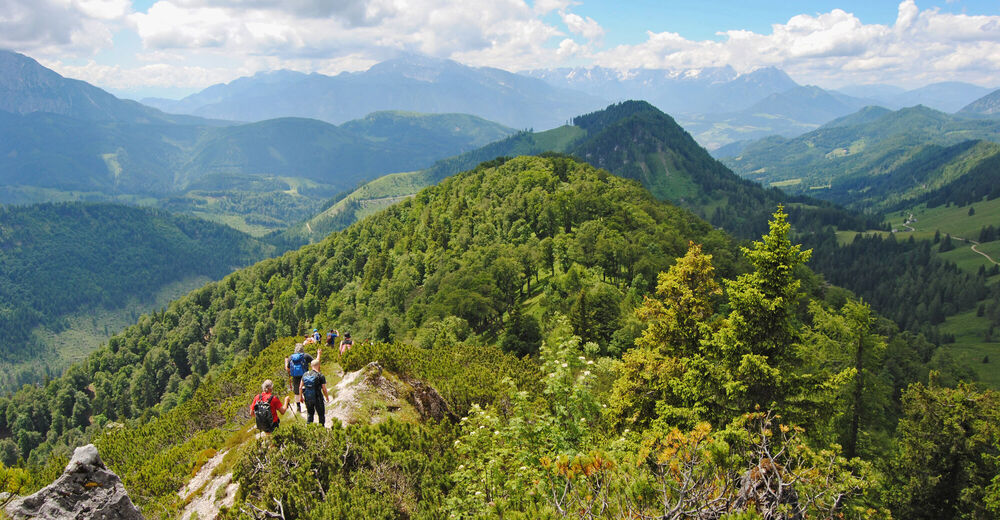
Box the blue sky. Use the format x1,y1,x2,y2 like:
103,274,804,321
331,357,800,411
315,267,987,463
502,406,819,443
572,1,998,43
3,0,999,98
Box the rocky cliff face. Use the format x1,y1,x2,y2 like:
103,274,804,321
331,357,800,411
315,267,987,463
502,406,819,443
5,444,143,520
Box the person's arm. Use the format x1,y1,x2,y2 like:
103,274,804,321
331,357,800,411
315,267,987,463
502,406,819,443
277,395,291,414
284,357,290,375
298,379,304,398
322,383,330,402
315,348,322,364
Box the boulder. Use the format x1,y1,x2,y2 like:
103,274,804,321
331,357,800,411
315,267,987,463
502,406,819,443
6,444,143,520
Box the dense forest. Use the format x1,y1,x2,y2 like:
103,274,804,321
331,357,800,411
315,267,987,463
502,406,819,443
0,202,274,388
0,155,994,519
805,229,989,335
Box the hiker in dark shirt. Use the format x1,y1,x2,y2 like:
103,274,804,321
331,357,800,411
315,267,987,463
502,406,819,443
285,343,320,412
299,359,331,425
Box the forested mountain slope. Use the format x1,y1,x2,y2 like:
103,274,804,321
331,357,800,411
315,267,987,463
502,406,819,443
0,203,275,389
0,155,730,467
722,106,1000,211
292,101,875,243
1,156,991,519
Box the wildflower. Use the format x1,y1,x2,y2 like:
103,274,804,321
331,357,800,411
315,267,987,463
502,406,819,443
561,362,568,368
587,360,594,365
583,370,591,376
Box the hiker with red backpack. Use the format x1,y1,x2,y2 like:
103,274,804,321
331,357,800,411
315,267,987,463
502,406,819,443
285,343,321,413
299,359,331,425
251,380,291,433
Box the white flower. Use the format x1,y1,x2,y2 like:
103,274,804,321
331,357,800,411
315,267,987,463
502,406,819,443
583,370,591,376
561,362,568,368
494,430,500,436
578,356,585,360
458,465,465,470
587,360,594,365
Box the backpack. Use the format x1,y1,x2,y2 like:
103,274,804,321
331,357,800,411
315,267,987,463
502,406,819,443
289,352,307,377
326,332,335,345
301,371,320,403
254,394,275,432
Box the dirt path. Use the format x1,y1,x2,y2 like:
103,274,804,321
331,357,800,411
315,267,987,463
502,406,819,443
953,236,1000,265
178,450,238,520
896,213,997,265
287,366,361,429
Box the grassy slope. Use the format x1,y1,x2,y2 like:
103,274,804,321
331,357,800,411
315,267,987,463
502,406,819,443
835,196,1000,388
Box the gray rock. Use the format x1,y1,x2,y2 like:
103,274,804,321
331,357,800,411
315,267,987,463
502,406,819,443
6,444,143,520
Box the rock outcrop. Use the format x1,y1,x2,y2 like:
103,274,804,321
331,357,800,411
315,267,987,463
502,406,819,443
5,444,143,520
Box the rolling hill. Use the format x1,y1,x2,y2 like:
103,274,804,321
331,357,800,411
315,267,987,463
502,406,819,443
959,88,1000,117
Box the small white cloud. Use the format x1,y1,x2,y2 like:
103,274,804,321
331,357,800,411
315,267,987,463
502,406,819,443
561,12,603,43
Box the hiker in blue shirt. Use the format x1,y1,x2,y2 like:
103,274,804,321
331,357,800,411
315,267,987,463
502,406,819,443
284,343,321,413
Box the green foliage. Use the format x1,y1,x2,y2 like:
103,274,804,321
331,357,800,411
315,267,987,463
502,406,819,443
889,380,1000,519
231,420,456,520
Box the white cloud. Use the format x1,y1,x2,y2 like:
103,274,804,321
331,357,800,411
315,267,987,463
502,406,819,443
0,0,123,55
588,1,1000,88
561,12,603,43
9,0,1000,95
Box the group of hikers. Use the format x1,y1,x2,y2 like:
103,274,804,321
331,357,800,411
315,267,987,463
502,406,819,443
251,328,356,433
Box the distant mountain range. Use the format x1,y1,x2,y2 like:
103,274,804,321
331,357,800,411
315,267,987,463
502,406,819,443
142,55,607,130
524,65,800,115
721,105,1000,211
139,55,996,150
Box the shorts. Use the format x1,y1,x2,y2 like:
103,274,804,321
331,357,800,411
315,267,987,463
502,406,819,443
291,376,303,395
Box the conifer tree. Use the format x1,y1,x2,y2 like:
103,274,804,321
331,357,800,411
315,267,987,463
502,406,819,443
711,205,811,411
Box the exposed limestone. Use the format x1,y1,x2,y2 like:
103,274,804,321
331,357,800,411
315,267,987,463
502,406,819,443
5,444,143,520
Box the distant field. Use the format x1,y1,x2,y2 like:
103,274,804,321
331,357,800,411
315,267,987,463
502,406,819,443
939,308,1000,389
769,178,802,188
893,197,1000,240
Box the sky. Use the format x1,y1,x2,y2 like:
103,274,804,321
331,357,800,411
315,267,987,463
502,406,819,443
2,0,999,99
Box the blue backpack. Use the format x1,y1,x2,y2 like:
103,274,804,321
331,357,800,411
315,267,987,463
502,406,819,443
301,371,320,402
289,353,307,377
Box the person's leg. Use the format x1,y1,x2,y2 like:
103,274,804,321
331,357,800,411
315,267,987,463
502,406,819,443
305,399,316,423
315,398,326,426
291,376,303,411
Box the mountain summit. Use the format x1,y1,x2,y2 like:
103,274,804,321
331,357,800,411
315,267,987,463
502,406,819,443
0,50,205,125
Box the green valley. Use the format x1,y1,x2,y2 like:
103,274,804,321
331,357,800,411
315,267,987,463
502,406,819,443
0,203,275,390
